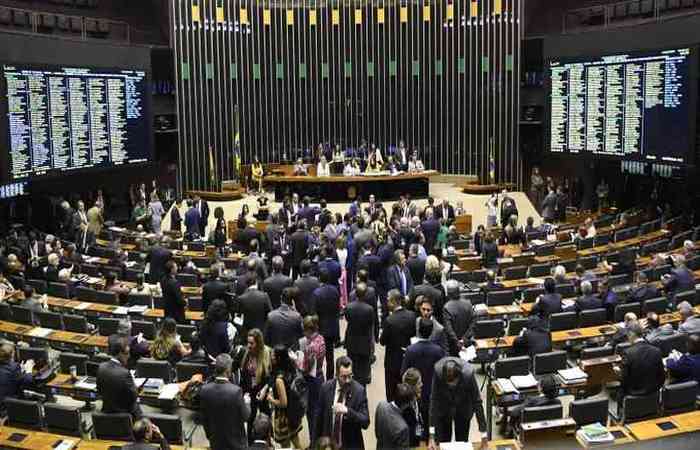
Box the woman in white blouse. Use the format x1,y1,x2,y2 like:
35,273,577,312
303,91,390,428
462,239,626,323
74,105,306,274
316,156,331,177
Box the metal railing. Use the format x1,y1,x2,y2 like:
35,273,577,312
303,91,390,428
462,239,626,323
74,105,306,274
563,0,700,34
0,5,130,43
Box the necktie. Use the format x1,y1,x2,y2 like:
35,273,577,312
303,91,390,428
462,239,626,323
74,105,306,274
399,267,406,295
333,387,347,447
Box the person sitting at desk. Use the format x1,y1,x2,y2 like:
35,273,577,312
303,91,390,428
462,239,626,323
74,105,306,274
407,154,425,173
531,278,562,319
251,156,264,193
0,342,35,416
343,158,361,176
666,333,700,384
123,417,171,450
615,321,665,401
628,271,660,303
678,301,700,334
643,311,676,345
317,156,331,177
663,255,695,306
366,153,382,173
384,156,398,174
482,270,504,293
293,158,308,176
565,280,601,313
512,316,552,358
505,374,560,437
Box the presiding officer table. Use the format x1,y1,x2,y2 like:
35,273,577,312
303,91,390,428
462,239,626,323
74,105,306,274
264,170,439,202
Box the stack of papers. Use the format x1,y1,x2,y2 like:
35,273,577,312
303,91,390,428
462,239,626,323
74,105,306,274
440,443,472,450
128,305,149,314
158,383,181,400
27,327,53,338
75,377,97,390
459,346,477,362
577,422,615,446
112,307,129,315
495,378,517,394
527,277,545,285
558,367,588,384
511,374,538,390
75,303,91,310
142,378,164,394
530,239,547,246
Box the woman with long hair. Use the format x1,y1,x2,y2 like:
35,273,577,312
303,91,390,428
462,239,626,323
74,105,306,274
149,192,165,235
198,299,234,358
298,315,325,443
150,317,190,365
335,235,349,310
240,328,272,444
237,204,250,230
213,206,227,256
267,345,302,448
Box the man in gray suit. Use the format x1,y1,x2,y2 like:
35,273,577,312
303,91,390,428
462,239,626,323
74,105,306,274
442,280,474,357
199,354,251,450
414,296,447,352
264,286,303,349
344,282,376,385
375,383,414,450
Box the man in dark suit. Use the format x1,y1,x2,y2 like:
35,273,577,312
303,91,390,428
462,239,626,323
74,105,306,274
531,277,562,319
434,199,456,225
374,383,414,450
349,274,380,342
663,255,695,306
401,318,446,433
312,269,341,380
314,356,370,450
123,418,170,450
615,321,665,401
202,262,231,314
318,246,341,288
161,261,186,324
193,195,209,237
0,342,34,415
97,335,142,418
628,271,660,304
565,280,602,313
414,297,448,352
381,289,416,401
420,210,440,255
356,244,382,286
429,357,488,447
386,250,414,298
294,259,321,316
406,244,426,286
238,273,273,336
290,221,310,279
667,333,700,384
199,354,251,450
264,286,303,349
146,237,172,284
344,282,376,385
442,280,474,357
512,316,552,358
262,256,293,309
184,200,201,239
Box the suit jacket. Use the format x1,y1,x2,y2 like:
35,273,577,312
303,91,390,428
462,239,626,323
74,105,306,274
147,245,172,284
313,284,341,341
621,341,665,397
513,327,552,358
375,401,410,450
238,288,273,335
532,293,562,318
315,379,369,450
74,229,95,254
420,219,440,251
262,273,294,310
169,206,182,232
434,204,455,223
481,241,499,268
202,279,231,313
429,357,487,432
345,300,376,356
665,267,695,296
96,360,141,418
86,206,104,235
413,317,448,353
568,294,602,313
541,192,557,221
0,361,34,413
442,299,474,356
380,308,416,371
184,208,201,236
409,283,444,323
667,353,700,384
196,199,209,223
349,289,380,341
319,258,342,287
386,265,414,297
199,379,251,450
160,276,186,324
629,283,661,303
406,257,426,286
264,304,303,349
290,230,309,266
401,339,446,404
294,275,321,316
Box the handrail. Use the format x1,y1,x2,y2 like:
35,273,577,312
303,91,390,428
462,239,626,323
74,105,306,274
563,0,700,34
0,4,130,43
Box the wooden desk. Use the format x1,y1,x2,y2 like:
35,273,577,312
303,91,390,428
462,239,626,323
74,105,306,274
520,417,577,443
579,354,622,389
0,426,79,449
625,416,685,440
47,296,204,323
0,320,105,351
669,410,700,432
264,170,438,202
78,442,200,450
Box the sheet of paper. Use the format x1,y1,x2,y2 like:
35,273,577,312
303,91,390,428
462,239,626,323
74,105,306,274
511,373,538,389
75,302,91,310
158,383,181,400
27,327,53,338
459,345,477,362
440,442,472,450
112,307,129,315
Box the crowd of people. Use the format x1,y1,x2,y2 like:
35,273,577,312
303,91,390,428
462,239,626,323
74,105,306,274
0,181,699,449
